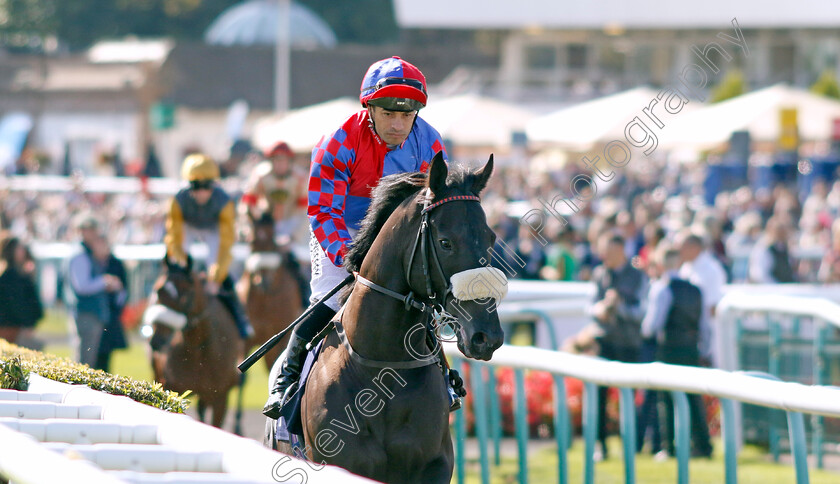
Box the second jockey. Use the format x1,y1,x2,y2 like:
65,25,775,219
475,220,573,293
239,141,310,305
165,153,255,341
240,141,308,245
263,56,448,418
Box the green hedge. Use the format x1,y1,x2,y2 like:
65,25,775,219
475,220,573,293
0,339,190,413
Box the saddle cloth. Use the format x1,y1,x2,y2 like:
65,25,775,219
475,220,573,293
275,339,325,444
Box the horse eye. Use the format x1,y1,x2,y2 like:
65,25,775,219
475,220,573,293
439,239,453,251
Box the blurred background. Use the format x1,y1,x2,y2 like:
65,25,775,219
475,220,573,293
4,1,840,479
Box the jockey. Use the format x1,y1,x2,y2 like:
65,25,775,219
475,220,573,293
239,141,310,305
165,153,254,341
240,141,308,243
263,56,448,418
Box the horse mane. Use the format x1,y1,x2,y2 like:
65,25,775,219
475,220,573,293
343,172,426,273
342,163,478,274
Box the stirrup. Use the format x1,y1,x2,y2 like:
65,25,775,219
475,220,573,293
448,386,462,412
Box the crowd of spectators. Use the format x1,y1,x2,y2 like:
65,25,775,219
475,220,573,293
3,152,840,287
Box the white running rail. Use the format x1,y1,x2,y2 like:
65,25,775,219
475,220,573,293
0,376,377,484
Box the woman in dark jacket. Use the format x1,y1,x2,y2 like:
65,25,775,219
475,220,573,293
0,234,43,344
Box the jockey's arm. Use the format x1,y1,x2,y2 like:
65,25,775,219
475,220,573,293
209,200,236,284
164,198,187,265
308,140,353,267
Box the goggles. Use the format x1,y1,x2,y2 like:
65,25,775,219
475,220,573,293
372,76,427,95
189,179,214,191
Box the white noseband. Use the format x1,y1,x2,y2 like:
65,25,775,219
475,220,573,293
449,267,508,302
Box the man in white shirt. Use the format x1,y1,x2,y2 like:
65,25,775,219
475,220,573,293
676,231,726,366
748,216,795,284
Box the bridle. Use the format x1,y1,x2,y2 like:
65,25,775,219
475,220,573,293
356,189,481,331
340,189,482,369
164,268,211,328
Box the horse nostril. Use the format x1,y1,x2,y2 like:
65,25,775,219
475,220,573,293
471,332,488,349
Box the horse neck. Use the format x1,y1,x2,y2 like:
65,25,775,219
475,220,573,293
342,216,431,363
181,281,211,346
251,238,277,253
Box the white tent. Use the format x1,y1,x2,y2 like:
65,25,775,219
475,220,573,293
525,87,682,150
661,84,840,150
419,94,536,148
252,97,359,153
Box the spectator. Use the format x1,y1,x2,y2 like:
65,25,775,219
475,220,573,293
725,211,762,282
819,218,840,283
0,234,43,345
676,231,726,366
641,245,713,459
637,222,665,270
540,225,578,281
590,233,648,460
748,216,796,284
513,223,546,280
91,234,128,372
65,215,124,367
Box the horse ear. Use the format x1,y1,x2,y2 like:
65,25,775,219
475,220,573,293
426,150,448,196
186,254,193,273
472,154,494,195
164,252,172,269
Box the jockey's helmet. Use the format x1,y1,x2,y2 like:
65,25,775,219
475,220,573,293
360,56,427,112
181,153,220,181
264,141,293,159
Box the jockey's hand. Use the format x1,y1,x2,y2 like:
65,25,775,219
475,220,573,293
449,369,467,398
205,280,220,296
103,274,123,293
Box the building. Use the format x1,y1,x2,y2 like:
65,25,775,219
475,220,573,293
394,0,840,104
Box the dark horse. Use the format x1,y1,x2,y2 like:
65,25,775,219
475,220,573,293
237,210,303,370
147,256,243,428
267,153,504,483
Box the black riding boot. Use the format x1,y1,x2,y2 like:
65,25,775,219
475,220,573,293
218,277,254,340
263,303,337,419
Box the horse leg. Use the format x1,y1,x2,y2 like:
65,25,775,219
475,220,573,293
233,372,246,436
197,398,207,424
210,394,229,429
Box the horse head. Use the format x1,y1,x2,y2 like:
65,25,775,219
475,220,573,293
147,254,206,350
413,153,505,361
245,210,283,291
249,209,278,252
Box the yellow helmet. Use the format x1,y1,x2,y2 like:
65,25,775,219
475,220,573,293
181,153,220,181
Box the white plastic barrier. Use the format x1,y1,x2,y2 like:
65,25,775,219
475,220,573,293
0,419,159,444
0,174,182,195
14,375,378,483
111,471,266,484
718,291,840,327
0,388,63,402
0,424,127,484
41,443,224,473
0,401,103,419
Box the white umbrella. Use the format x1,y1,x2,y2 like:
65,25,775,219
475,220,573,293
420,94,536,148
526,87,671,150
253,97,359,153
661,84,840,150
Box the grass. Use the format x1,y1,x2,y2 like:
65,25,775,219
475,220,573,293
460,437,840,484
